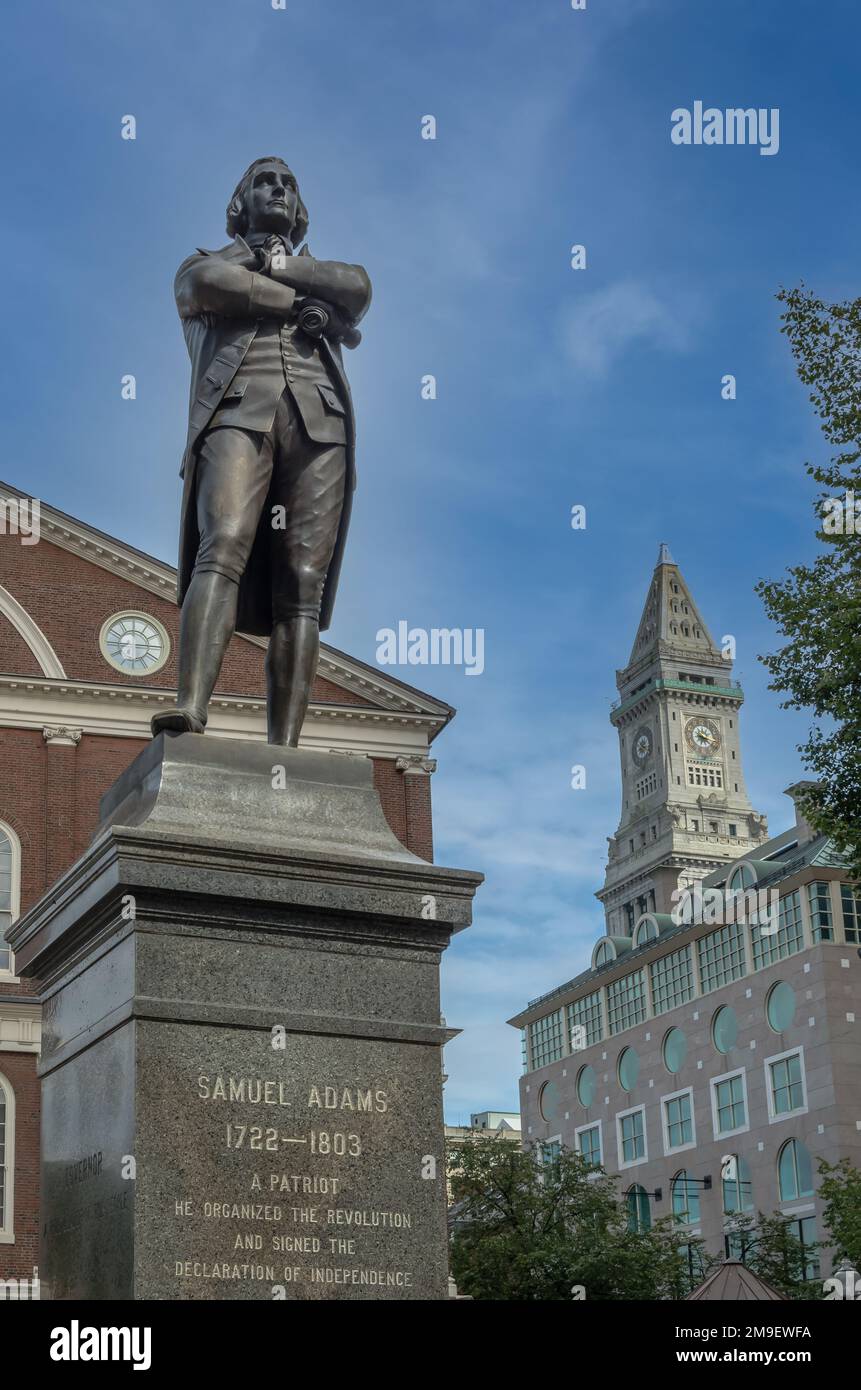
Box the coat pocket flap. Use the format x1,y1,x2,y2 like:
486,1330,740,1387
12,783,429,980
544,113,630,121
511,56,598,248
317,383,345,414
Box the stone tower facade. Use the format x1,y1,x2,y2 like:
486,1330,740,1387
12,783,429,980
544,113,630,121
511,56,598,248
597,545,768,939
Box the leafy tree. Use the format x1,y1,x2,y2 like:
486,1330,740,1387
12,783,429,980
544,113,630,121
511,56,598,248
817,1158,861,1269
755,284,861,879
447,1136,709,1301
723,1212,822,1299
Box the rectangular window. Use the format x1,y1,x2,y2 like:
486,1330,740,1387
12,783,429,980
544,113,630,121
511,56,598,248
567,990,603,1049
698,921,747,993
713,1072,747,1136
528,1010,564,1070
789,1216,820,1281
807,881,833,942
576,1124,602,1169
606,970,647,1035
768,1051,806,1117
751,889,804,970
520,1029,528,1074
664,1091,694,1150
841,884,861,944
650,945,694,1015
540,1139,561,1169
618,1108,645,1164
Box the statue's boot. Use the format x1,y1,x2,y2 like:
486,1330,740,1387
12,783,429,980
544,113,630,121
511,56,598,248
150,570,239,739
267,615,319,746
151,707,206,736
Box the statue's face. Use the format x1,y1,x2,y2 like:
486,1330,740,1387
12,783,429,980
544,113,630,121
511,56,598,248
244,162,299,238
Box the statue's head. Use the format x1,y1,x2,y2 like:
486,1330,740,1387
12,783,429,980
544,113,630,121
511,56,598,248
226,157,309,247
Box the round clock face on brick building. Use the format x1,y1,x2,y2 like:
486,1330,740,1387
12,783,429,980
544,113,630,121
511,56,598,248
633,726,653,765
685,716,721,755
100,612,170,676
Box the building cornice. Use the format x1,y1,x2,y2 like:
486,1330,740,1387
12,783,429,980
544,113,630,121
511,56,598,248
0,676,444,758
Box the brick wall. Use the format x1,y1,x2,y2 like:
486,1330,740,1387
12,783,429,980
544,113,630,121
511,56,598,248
0,1050,39,1281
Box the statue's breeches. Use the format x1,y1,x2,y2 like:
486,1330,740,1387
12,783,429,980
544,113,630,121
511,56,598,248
192,392,347,623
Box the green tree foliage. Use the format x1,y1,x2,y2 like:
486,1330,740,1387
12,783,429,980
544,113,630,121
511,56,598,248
817,1158,861,1269
447,1136,709,1301
756,285,861,880
723,1212,822,1299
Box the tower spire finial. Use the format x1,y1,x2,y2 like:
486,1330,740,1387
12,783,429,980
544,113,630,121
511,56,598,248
657,542,674,566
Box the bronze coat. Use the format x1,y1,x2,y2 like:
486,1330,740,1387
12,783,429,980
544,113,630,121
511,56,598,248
175,236,360,636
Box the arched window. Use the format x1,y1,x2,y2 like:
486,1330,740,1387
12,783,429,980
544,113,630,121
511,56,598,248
722,1154,754,1214
0,1069,15,1240
0,822,21,975
672,1169,700,1225
634,917,658,947
626,1184,651,1233
594,940,615,967
778,1138,814,1202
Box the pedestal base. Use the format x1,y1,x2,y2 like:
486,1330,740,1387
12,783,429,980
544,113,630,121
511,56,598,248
9,735,482,1300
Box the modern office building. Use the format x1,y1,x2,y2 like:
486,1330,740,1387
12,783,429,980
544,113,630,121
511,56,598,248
509,547,861,1281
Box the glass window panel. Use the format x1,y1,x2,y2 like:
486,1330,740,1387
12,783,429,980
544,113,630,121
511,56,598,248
665,1092,693,1148
528,1010,564,1070
606,970,646,1035
620,1110,645,1162
576,1065,596,1108
712,1005,738,1054
663,1027,687,1073
566,989,603,1049
751,889,803,970
618,1047,640,1092
770,1053,804,1114
672,1170,700,1224
841,885,861,944
807,881,833,942
649,945,694,1015
722,1154,753,1213
766,982,796,1033
698,922,747,993
577,1125,601,1168
715,1073,746,1133
626,1184,650,1233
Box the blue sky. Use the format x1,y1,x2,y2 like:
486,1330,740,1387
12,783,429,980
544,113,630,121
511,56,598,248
2,0,859,1121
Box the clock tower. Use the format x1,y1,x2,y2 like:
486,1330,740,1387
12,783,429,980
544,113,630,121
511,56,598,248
597,544,768,938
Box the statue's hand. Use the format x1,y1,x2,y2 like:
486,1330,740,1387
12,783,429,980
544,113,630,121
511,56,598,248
294,296,357,345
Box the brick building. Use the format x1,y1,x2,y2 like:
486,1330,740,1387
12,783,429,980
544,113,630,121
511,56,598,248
0,479,452,1284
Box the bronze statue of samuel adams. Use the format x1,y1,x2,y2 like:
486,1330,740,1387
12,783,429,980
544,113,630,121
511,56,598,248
152,157,371,745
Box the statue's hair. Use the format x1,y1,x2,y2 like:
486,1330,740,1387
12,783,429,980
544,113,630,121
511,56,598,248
226,157,309,247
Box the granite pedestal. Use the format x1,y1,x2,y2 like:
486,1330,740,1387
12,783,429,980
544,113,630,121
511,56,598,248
7,734,482,1300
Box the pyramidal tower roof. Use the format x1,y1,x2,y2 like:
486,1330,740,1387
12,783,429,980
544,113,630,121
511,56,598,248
625,544,722,673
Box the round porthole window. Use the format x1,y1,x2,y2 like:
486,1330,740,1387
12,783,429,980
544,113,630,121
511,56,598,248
539,1081,559,1122
100,612,170,676
576,1064,596,1107
618,1046,640,1092
663,1027,687,1074
712,1005,738,1054
767,981,796,1032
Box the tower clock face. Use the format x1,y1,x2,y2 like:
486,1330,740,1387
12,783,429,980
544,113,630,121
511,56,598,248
633,726,653,765
685,717,721,755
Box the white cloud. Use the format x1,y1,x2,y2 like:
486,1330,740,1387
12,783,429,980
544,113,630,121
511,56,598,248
560,279,699,379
